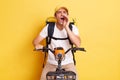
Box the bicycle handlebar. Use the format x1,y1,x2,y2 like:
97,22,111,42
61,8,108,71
34,47,86,54
65,47,86,54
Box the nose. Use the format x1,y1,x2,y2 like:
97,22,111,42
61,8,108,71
61,11,65,16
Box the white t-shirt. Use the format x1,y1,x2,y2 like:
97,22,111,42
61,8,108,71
40,24,79,65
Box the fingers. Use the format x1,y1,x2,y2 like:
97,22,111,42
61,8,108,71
35,44,43,49
63,15,70,27
63,14,68,22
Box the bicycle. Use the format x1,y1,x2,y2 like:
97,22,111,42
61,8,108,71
34,47,86,80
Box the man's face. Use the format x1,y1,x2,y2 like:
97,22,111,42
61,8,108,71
55,8,68,24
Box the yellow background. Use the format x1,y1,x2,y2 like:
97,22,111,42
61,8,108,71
0,0,120,80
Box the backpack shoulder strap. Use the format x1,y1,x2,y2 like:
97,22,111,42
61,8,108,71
69,22,77,65
69,22,73,30
42,22,55,68
47,22,55,44
68,23,73,45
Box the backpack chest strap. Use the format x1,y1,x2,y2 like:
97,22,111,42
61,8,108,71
47,36,69,44
50,36,69,40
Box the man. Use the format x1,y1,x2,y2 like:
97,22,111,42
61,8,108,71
33,6,81,80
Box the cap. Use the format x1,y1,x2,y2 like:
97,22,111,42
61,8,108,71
54,6,69,16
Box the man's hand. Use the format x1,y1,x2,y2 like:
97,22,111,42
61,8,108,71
35,44,43,50
62,14,69,28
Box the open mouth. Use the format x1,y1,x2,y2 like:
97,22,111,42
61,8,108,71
60,17,65,22
59,17,65,24
61,18,64,20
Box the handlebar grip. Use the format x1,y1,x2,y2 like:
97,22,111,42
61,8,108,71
72,47,86,53
34,48,43,51
34,47,54,53
75,48,86,52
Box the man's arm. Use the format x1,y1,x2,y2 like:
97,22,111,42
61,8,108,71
65,26,81,47
62,15,81,47
33,35,45,49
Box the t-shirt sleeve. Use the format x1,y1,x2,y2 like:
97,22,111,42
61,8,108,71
39,24,48,38
71,24,79,35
